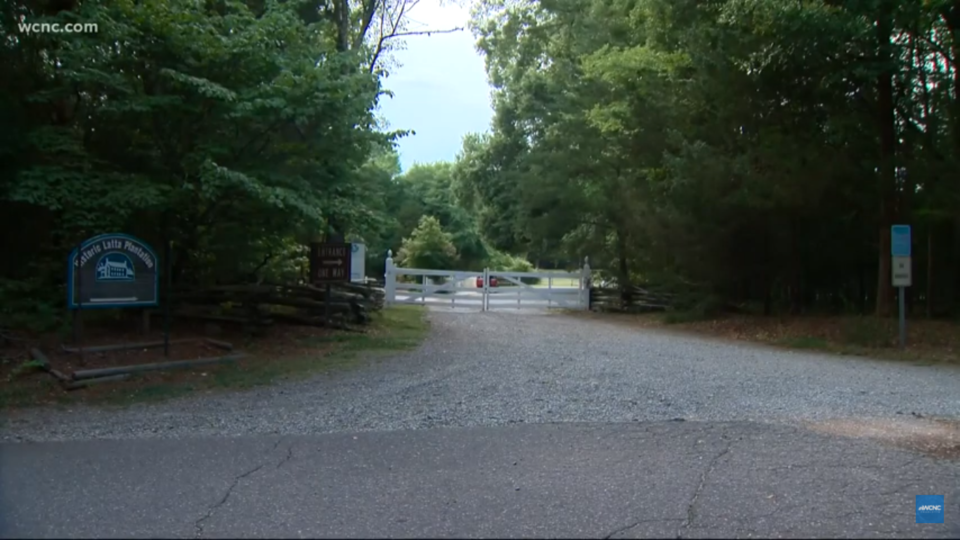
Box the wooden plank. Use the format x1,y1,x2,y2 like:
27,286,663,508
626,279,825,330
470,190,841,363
204,338,234,351
61,338,200,354
63,374,131,390
72,354,245,380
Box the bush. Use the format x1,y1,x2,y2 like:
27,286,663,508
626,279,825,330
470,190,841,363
485,251,540,285
0,278,65,333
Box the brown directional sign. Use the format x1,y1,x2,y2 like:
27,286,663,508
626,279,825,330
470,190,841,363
310,242,352,283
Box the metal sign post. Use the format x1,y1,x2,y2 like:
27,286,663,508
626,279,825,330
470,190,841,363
891,225,912,348
74,239,85,365
163,238,172,357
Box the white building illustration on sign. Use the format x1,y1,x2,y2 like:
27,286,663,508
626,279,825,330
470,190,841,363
95,253,136,281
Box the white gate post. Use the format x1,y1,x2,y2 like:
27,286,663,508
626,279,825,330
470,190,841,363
421,273,427,305
482,267,489,312
580,256,591,310
547,275,553,309
384,250,396,305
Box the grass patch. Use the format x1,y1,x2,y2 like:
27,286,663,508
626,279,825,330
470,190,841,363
838,317,891,348
0,305,430,410
531,277,579,288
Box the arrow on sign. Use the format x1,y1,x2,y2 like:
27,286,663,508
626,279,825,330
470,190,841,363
322,260,343,266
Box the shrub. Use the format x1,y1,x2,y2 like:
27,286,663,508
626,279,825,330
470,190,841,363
485,251,540,285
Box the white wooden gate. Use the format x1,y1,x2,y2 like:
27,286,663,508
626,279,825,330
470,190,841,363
384,250,591,311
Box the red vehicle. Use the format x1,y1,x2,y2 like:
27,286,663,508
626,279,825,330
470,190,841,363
476,276,498,288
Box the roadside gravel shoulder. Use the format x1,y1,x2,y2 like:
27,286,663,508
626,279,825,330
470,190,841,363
2,309,959,442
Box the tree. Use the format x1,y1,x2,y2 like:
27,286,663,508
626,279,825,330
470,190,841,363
396,216,459,270
0,0,447,330
461,0,960,316
392,162,488,269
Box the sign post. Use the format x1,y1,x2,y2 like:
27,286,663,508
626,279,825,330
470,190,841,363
309,242,352,325
891,225,912,348
74,239,84,364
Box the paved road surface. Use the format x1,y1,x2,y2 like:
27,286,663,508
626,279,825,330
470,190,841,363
2,310,960,537
3,423,959,538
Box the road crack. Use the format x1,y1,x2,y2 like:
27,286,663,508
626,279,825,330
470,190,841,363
276,441,296,469
604,518,684,539
676,435,732,539
194,436,285,538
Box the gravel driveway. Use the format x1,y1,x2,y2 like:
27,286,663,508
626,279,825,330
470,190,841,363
2,310,959,442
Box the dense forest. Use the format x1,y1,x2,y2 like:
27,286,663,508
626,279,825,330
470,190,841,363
2,0,959,334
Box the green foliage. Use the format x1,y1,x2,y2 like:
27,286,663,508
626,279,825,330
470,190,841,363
486,249,540,285
396,216,459,270
394,163,489,267
0,279,64,332
8,359,46,381
6,0,960,329
462,0,960,316
0,0,420,329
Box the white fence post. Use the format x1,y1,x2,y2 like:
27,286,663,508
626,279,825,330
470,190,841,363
580,256,591,310
384,250,396,305
547,275,553,309
482,267,489,312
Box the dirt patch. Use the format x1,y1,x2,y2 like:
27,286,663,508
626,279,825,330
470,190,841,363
1,306,427,409
807,417,960,461
0,321,341,408
574,312,960,364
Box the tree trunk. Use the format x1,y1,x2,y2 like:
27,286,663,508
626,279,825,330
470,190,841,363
874,4,897,317
857,265,866,314
926,227,934,318
615,226,630,303
763,279,773,316
953,219,960,315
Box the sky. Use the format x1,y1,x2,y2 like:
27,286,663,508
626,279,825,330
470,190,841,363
376,1,493,172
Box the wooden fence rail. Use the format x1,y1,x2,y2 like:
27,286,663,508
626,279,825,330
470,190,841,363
589,285,677,313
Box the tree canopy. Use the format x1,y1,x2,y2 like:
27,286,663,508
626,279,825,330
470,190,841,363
455,0,960,317
0,0,454,329
3,0,959,332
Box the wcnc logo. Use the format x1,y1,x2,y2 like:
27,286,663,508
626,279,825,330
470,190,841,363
916,495,945,524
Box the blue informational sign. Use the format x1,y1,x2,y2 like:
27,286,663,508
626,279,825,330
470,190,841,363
891,225,911,257
67,233,159,309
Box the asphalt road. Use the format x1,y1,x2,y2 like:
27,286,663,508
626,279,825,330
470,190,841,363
2,309,960,538
3,422,959,539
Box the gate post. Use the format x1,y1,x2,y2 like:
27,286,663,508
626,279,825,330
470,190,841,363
580,256,591,310
384,250,396,305
482,268,489,312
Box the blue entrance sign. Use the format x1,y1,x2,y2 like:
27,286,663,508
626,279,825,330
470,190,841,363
67,233,160,309
891,225,911,257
